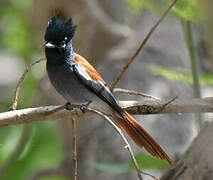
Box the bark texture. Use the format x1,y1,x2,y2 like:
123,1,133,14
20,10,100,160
161,122,213,180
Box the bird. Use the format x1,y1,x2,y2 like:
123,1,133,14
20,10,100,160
44,15,172,164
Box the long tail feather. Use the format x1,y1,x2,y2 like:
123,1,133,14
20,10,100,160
112,110,172,164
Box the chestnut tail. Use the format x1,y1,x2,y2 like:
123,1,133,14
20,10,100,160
112,110,172,164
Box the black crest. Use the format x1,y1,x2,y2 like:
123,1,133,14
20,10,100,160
45,15,77,42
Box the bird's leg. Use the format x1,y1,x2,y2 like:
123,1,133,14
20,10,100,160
80,100,92,113
65,102,73,111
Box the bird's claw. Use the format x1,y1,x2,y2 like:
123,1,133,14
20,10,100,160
80,100,92,113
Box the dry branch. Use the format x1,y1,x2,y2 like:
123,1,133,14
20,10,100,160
110,0,179,90
71,117,78,180
9,58,46,111
121,97,213,115
113,88,161,100
1,97,213,127
0,105,82,127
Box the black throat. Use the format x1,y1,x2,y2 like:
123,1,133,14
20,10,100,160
45,42,75,65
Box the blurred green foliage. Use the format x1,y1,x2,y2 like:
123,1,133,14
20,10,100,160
92,154,170,174
0,0,37,60
0,1,64,180
126,0,202,21
131,154,170,170
150,65,213,86
0,0,40,111
40,178,66,180
0,122,63,180
0,0,208,179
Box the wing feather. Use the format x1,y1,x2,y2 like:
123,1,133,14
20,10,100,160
70,54,124,117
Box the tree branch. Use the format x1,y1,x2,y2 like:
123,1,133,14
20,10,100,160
0,105,82,127
121,97,213,115
85,107,158,180
110,0,179,90
9,58,46,111
113,88,161,100
1,97,213,127
71,117,78,180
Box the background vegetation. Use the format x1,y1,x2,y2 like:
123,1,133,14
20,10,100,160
0,0,212,179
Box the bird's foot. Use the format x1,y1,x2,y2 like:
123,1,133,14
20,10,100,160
80,100,92,113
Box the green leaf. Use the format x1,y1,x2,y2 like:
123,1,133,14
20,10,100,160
1,126,23,161
150,65,213,86
130,154,170,171
150,65,193,84
199,74,213,86
126,0,202,21
91,154,170,174
0,0,37,60
0,122,63,180
126,0,143,14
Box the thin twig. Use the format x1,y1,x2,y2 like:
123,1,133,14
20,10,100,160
0,62,46,177
113,88,161,101
110,0,179,91
41,103,154,179
71,117,78,180
9,57,46,111
87,107,158,180
158,96,178,113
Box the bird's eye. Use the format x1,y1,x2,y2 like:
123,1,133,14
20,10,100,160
58,40,67,53
60,40,66,49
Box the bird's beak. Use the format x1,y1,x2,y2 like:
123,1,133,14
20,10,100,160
44,41,56,48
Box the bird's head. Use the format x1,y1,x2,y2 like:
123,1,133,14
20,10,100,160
44,15,77,54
